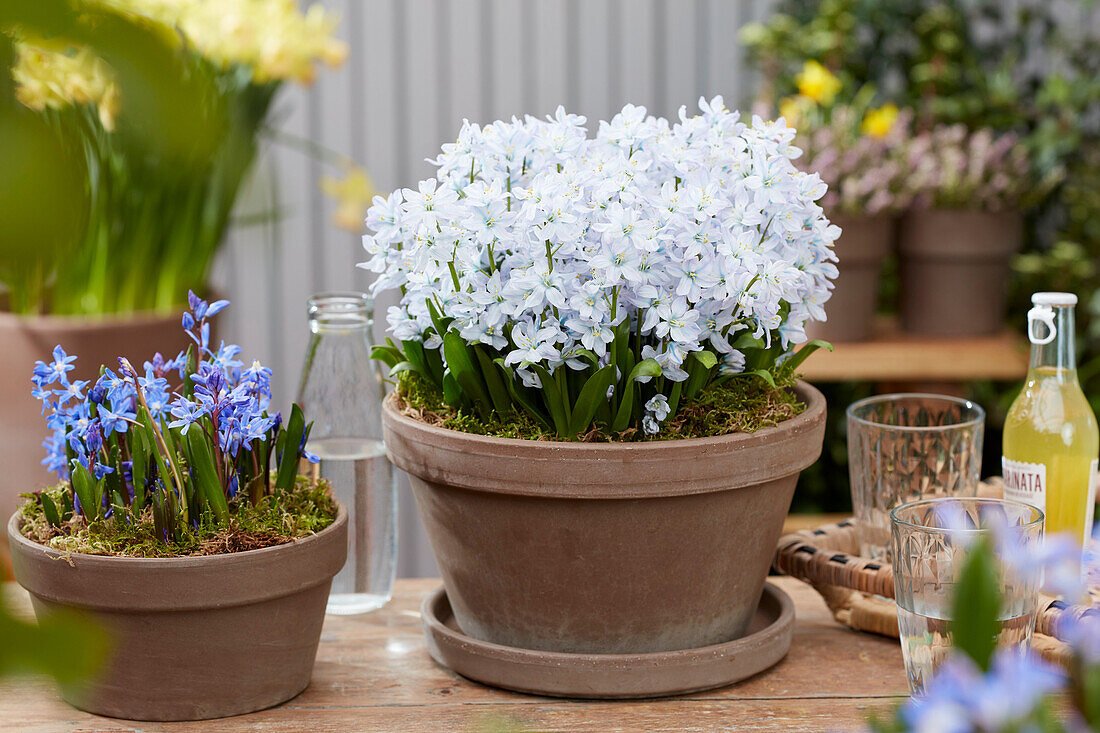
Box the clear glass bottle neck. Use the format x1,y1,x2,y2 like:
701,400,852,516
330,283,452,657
1029,304,1077,378
308,293,373,333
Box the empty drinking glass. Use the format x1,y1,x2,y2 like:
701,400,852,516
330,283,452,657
848,393,985,560
891,497,1043,694
298,293,397,615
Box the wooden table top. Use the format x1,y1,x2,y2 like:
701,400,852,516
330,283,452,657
3,577,907,732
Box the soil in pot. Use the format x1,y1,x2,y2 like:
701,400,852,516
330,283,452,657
0,310,190,525
383,381,826,655
898,209,1024,337
8,493,346,721
807,214,894,343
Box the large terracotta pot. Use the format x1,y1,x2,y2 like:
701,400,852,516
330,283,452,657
0,311,189,525
8,505,348,721
382,382,826,655
898,209,1023,337
808,214,894,343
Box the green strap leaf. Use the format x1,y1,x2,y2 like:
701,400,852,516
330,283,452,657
130,427,147,509
388,361,417,376
151,489,167,544
442,331,491,414
611,358,662,433
494,358,552,430
949,538,1002,672
70,463,98,521
570,365,617,437
370,344,404,369
570,348,600,370
39,493,61,527
667,381,683,417
474,346,511,413
531,364,569,437
424,346,446,386
730,331,764,350
441,372,463,407
275,403,306,492
182,345,197,400
742,368,777,388
136,405,182,513
783,338,834,373
425,298,455,339
183,427,230,523
403,340,430,379
693,350,718,370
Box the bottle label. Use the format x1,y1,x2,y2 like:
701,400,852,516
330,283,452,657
1086,459,1099,544
1002,457,1047,513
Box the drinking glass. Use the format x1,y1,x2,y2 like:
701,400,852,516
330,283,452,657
891,497,1044,694
298,293,398,615
848,394,985,560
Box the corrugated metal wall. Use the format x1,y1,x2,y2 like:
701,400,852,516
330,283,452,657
211,0,775,577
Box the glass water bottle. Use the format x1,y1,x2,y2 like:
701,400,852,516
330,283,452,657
1003,292,1099,546
298,293,398,614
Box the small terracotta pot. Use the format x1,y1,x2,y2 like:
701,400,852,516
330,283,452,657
0,310,190,525
808,214,894,343
898,209,1023,337
8,506,348,721
383,382,826,655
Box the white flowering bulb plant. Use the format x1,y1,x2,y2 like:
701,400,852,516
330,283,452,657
363,98,838,439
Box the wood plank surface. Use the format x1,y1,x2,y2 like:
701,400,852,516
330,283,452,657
800,317,1029,383
0,577,906,732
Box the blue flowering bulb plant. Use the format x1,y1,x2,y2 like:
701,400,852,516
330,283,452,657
19,292,336,556
364,98,838,440
871,522,1100,733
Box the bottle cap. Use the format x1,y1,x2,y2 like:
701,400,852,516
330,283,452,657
1031,292,1078,306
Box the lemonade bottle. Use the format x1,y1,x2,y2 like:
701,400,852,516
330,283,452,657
1003,292,1099,546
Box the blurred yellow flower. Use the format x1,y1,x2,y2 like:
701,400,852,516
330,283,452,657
321,165,375,232
13,0,348,122
13,40,121,130
861,104,899,139
162,0,349,84
795,60,841,105
778,96,807,129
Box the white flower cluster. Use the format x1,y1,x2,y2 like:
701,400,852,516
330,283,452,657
361,97,838,393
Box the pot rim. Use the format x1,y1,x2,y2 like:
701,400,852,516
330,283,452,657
382,381,827,497
7,502,347,569
383,379,825,454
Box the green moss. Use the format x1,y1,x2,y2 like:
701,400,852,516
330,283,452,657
657,370,805,440
397,371,556,440
18,476,337,558
395,368,805,442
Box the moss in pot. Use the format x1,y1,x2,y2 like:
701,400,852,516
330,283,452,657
362,98,834,662
9,293,346,721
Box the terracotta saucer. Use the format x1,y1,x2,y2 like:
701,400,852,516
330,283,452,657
420,582,794,699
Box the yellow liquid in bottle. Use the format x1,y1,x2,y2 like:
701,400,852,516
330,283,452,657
1003,366,1099,543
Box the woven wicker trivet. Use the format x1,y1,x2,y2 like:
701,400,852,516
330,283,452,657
773,478,1097,667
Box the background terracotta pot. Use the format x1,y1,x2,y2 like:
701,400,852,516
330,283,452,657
8,506,347,721
898,209,1024,337
0,311,192,529
807,214,894,343
383,382,826,655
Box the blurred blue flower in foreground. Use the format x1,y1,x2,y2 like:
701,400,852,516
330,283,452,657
869,510,1100,732
900,649,1064,733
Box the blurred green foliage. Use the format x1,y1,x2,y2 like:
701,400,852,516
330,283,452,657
0,0,232,315
0,593,109,685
